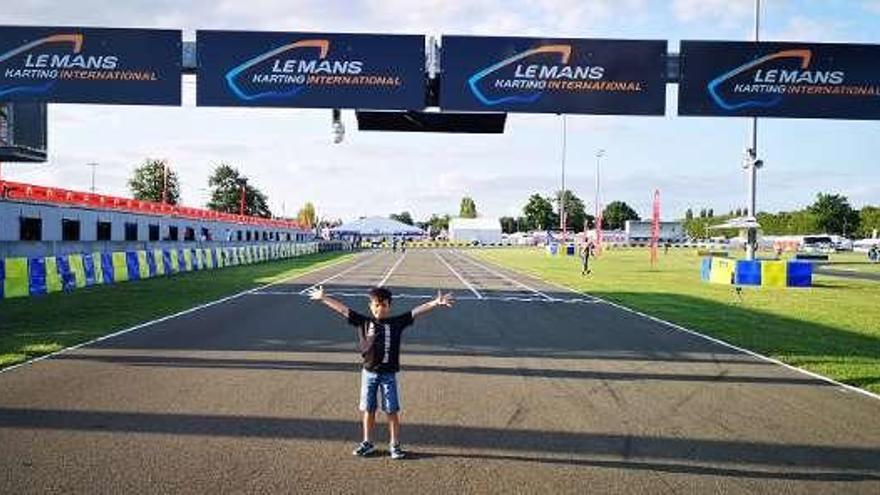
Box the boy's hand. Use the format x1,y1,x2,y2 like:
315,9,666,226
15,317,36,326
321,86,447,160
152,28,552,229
434,290,454,308
308,285,325,301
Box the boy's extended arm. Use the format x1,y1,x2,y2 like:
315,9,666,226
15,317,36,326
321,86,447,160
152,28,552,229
308,286,351,318
412,291,454,319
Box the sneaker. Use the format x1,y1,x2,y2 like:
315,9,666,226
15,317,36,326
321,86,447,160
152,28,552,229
389,443,406,460
352,441,375,457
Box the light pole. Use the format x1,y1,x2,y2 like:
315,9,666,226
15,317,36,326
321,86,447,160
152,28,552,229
744,0,763,260
236,177,247,216
161,161,168,204
595,149,605,224
559,115,568,238
86,162,99,193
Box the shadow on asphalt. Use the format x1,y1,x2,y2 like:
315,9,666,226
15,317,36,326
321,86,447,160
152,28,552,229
51,354,828,387
0,407,877,481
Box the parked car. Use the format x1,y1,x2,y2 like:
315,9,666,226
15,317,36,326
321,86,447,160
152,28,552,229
801,235,835,254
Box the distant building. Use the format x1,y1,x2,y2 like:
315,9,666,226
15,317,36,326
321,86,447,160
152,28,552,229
0,179,312,258
448,218,502,244
624,220,685,242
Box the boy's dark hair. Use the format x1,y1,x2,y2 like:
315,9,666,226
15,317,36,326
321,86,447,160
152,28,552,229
368,287,393,304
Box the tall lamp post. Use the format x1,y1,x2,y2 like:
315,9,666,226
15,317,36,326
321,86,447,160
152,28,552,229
161,161,168,204
86,162,99,193
559,115,568,239
744,0,763,260
595,149,605,224
236,177,248,216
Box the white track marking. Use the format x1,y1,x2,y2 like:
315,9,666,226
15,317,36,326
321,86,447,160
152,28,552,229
472,252,880,402
453,250,554,301
297,251,378,295
434,251,483,299
377,251,407,287
252,291,598,304
0,252,363,376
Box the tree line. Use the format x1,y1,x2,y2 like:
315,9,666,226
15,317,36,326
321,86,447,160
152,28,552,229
498,193,640,235
684,193,879,239
127,158,322,228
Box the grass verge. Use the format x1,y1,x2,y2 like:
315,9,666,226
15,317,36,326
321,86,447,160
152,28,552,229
0,251,353,370
473,247,880,395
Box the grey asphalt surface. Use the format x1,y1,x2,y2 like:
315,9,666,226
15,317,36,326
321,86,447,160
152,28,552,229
814,265,880,282
1,249,879,494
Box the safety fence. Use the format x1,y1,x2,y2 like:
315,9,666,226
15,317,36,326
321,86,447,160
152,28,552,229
359,240,499,249
0,242,319,300
701,258,813,288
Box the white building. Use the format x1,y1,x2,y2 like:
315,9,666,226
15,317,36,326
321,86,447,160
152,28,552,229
625,220,686,242
448,217,502,244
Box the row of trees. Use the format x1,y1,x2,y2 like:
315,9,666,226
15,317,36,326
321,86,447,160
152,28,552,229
683,193,880,239
387,192,642,236
128,159,323,228
499,193,640,234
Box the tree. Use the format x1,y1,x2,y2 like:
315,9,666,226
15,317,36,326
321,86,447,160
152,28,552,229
515,216,530,232
207,163,271,218
858,206,880,238
602,201,640,230
756,210,819,235
390,211,414,225
522,194,556,231
461,197,478,219
459,197,477,218
499,216,517,234
808,193,859,236
555,190,591,232
699,208,707,218
684,208,693,221
128,158,180,205
297,202,316,228
707,208,714,218
423,214,450,237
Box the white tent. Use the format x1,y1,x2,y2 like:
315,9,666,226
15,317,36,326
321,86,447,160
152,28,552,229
448,217,502,244
331,216,424,238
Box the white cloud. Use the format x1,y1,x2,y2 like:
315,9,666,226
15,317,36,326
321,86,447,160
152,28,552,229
769,15,849,42
864,1,880,14
671,0,754,24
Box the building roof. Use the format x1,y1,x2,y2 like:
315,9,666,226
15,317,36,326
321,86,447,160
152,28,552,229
448,217,501,230
0,179,303,229
331,216,424,236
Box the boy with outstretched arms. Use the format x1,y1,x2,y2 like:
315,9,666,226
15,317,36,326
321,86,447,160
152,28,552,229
309,285,454,459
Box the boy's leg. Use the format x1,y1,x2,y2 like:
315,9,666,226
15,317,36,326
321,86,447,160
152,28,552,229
379,373,402,444
387,412,400,445
362,411,376,443
358,370,380,448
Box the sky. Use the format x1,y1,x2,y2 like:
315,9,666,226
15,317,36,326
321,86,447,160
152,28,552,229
2,0,879,222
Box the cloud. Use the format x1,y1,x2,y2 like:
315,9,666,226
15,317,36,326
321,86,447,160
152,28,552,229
769,15,849,42
671,0,754,24
864,1,880,14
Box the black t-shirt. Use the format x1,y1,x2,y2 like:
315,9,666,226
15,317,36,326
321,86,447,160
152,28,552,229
347,310,414,373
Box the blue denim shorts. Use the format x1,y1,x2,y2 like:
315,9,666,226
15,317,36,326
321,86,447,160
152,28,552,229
359,369,400,413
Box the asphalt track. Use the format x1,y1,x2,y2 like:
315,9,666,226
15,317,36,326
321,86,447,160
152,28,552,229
1,249,879,494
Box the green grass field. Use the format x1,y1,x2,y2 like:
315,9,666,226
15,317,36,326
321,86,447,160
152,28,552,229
820,251,880,274
473,247,880,395
0,251,352,370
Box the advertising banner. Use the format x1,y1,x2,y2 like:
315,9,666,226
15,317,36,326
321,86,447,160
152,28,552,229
440,36,667,115
0,26,181,105
679,40,880,119
197,31,425,109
